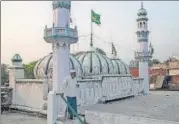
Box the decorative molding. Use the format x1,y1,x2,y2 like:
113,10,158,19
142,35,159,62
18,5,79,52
53,1,71,10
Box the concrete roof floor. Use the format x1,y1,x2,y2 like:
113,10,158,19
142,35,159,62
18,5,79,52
80,91,179,122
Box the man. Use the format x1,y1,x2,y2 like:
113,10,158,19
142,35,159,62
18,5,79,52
62,70,79,120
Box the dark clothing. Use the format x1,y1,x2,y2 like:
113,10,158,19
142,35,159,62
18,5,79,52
67,96,77,119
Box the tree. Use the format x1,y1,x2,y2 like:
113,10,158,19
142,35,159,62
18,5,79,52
1,64,9,86
149,59,161,67
24,61,38,79
152,59,161,64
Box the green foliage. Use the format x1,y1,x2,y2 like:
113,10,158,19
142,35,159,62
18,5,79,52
152,59,161,64
1,64,9,85
24,61,38,79
149,59,161,67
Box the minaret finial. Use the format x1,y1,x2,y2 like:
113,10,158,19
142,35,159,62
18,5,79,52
111,42,117,57
141,1,143,9
149,42,152,47
111,42,114,54
90,37,93,47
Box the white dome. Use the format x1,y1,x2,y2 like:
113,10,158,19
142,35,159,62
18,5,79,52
11,54,22,62
111,58,131,75
34,53,83,79
76,48,114,76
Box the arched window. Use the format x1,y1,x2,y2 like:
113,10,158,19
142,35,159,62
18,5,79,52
143,22,146,28
146,23,148,29
140,22,142,28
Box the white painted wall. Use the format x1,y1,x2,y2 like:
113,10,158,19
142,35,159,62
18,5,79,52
15,69,24,79
9,74,143,112
139,61,149,94
77,75,143,106
170,69,179,76
11,79,46,111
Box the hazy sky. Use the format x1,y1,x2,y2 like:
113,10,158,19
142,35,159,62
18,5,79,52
2,1,179,65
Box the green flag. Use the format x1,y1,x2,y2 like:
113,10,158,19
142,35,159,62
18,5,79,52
91,10,101,25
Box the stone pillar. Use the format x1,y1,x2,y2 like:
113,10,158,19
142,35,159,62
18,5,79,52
8,68,16,106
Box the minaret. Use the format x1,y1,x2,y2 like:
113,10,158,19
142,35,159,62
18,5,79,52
9,54,24,79
135,2,152,95
44,1,78,124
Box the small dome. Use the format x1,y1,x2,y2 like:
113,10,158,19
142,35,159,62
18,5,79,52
76,48,114,76
34,53,83,79
137,2,147,16
111,58,130,75
137,8,147,16
109,42,130,75
11,54,22,62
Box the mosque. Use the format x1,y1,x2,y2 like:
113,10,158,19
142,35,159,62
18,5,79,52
2,1,155,124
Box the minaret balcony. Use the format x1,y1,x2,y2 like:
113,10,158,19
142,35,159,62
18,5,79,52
136,16,148,21
137,37,148,42
44,27,78,44
134,51,152,60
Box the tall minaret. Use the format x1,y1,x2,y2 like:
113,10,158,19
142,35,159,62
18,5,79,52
44,1,78,124
135,2,152,95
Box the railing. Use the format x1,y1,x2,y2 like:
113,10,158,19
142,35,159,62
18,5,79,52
135,51,152,59
137,36,148,41
44,27,78,39
57,93,86,124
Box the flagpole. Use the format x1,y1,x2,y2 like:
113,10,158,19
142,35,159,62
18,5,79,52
90,10,93,47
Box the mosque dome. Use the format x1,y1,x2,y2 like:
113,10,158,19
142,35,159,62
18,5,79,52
11,54,22,62
109,42,131,75
110,58,130,75
137,2,147,16
76,47,114,76
34,53,83,79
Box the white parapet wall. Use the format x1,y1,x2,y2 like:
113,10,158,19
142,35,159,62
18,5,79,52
10,79,46,112
9,74,143,113
77,75,143,106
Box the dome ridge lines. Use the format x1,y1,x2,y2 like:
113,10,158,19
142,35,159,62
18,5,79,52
70,57,75,70
101,54,110,73
95,52,103,73
35,55,49,79
45,55,53,75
